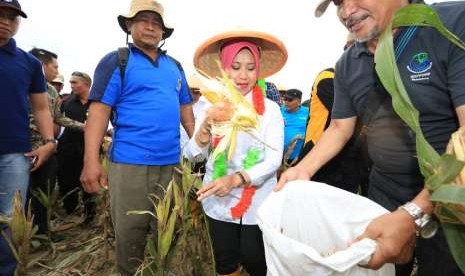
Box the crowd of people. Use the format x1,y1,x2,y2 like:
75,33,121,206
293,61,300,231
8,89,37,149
1,0,465,275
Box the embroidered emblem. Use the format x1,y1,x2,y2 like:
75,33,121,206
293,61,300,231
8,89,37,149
407,51,432,82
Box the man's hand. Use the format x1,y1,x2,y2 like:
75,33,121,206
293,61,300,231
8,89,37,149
355,209,417,269
24,143,56,171
80,159,108,194
274,165,311,192
197,174,240,201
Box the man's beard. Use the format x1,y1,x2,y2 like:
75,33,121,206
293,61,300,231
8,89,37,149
354,26,380,43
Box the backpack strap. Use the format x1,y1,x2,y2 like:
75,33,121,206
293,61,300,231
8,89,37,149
117,47,129,82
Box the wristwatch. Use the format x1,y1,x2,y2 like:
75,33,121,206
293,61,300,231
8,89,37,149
399,201,439,239
234,171,249,186
43,138,57,145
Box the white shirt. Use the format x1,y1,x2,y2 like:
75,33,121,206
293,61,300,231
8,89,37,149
184,93,284,225
180,96,209,148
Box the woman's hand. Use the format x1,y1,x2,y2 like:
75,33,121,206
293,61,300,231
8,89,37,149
197,173,242,201
206,101,234,123
195,120,212,147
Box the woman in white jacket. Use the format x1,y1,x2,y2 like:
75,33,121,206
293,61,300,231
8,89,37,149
184,30,287,276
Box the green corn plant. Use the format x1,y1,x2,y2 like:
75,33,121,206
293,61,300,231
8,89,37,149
31,180,59,241
375,4,465,272
130,158,215,276
173,160,215,276
0,191,36,276
129,181,180,276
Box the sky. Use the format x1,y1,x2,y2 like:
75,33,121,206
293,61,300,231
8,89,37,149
15,0,444,98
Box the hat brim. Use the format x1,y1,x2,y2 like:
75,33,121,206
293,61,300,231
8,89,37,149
315,0,331,17
0,4,27,18
117,13,173,39
193,30,288,79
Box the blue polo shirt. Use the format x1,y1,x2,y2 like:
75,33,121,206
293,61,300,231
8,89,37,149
281,106,309,160
0,39,47,154
89,45,192,165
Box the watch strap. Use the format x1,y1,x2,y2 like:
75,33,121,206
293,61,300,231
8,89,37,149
43,138,57,144
235,171,248,186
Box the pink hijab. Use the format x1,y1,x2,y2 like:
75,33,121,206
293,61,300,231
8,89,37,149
220,40,260,77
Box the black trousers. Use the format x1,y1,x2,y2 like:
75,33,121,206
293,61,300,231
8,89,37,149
29,155,58,234
57,155,93,216
207,216,267,276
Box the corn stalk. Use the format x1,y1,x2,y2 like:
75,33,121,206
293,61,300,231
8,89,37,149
31,180,59,241
375,4,465,272
129,158,215,276
0,191,35,276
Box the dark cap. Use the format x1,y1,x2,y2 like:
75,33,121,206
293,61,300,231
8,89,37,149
284,89,302,100
0,0,27,18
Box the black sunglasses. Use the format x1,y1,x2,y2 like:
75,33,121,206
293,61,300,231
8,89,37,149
332,0,343,6
283,97,295,102
71,71,91,84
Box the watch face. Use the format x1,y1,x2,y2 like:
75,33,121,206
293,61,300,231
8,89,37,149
420,219,439,239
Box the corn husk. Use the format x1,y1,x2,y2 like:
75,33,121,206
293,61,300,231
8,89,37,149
199,69,260,161
434,127,465,225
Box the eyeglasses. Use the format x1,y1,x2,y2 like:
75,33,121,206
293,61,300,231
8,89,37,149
332,0,343,6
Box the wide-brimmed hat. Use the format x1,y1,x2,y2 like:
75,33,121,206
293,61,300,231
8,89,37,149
52,74,64,84
0,0,27,18
194,30,287,79
315,0,332,17
117,0,173,39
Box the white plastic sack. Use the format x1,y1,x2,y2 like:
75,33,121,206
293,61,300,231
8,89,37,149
257,180,395,276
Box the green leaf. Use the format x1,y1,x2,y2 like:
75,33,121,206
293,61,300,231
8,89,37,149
158,206,179,260
393,4,465,51
146,238,157,257
431,185,465,205
426,154,465,191
127,210,156,218
442,223,465,272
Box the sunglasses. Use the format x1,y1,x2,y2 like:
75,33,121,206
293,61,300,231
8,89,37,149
332,0,343,6
283,97,296,102
72,71,91,84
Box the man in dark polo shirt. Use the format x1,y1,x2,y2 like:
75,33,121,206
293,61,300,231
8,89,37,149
0,0,55,274
57,72,92,217
277,0,465,275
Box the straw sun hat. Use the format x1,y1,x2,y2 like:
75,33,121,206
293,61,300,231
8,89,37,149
117,0,173,39
193,30,288,79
